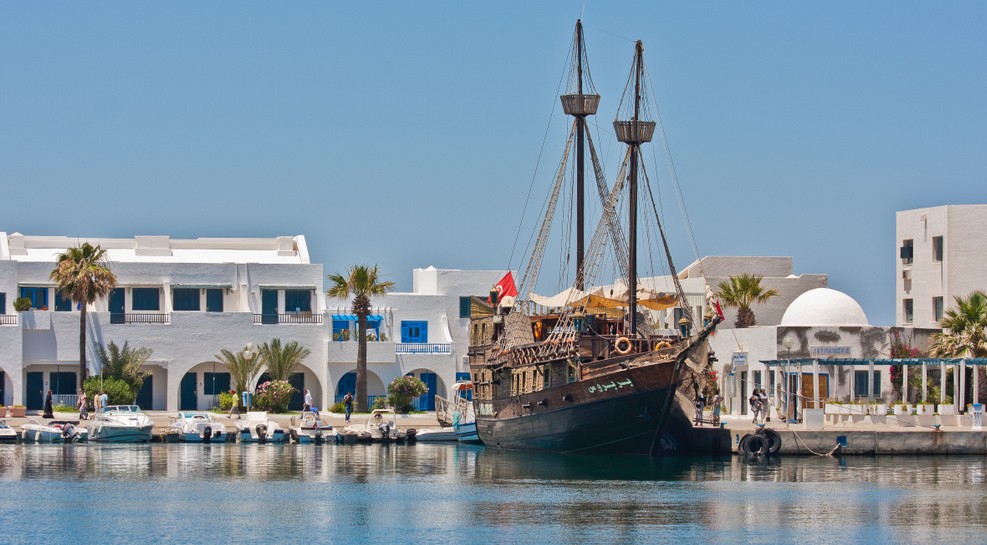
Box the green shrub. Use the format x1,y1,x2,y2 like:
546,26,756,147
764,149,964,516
53,403,75,413
13,297,32,311
218,391,235,411
372,397,389,410
386,376,428,413
83,376,136,406
329,401,346,413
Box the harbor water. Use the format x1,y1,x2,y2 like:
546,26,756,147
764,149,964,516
0,443,985,544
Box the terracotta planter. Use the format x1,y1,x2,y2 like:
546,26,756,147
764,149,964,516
8,406,26,418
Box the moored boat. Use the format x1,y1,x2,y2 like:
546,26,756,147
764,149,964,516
435,381,480,444
289,412,336,444
467,21,720,456
341,409,416,444
235,411,286,444
170,412,228,443
21,419,86,443
0,419,16,443
89,406,153,443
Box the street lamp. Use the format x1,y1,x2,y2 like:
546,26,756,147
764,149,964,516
241,342,256,410
782,337,794,427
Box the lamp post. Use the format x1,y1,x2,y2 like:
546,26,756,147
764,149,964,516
241,342,256,410
782,337,794,428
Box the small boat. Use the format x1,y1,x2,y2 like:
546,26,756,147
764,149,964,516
342,409,416,444
413,428,458,442
435,381,480,444
170,412,228,443
89,405,154,443
234,411,286,444
20,419,86,443
289,412,336,444
0,419,20,443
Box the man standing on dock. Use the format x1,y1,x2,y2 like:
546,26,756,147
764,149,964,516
303,389,312,416
343,392,353,424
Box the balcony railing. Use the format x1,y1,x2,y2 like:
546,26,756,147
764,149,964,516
395,343,452,354
0,315,18,326
110,313,170,324
252,313,324,325
54,394,78,408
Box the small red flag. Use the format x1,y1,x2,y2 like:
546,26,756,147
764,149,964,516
714,300,724,320
489,271,517,303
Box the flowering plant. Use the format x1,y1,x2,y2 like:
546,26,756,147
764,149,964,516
254,380,295,413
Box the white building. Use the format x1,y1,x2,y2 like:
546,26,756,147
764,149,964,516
709,287,938,418
0,232,327,412
0,231,505,413
896,205,987,328
325,266,505,409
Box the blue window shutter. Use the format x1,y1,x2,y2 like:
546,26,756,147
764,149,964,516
401,322,411,343
420,321,428,343
206,289,224,312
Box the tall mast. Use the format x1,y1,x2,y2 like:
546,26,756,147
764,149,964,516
614,41,655,338
561,19,599,290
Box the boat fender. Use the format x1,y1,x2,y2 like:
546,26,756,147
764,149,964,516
654,341,672,351
614,337,632,355
742,434,768,457
256,424,268,445
758,428,781,455
202,425,212,443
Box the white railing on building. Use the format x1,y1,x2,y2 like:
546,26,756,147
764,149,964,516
54,394,78,408
0,315,18,326
394,343,452,354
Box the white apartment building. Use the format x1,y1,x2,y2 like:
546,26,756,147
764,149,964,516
0,231,506,413
326,266,505,410
896,205,987,328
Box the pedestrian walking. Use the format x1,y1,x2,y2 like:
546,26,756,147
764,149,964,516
93,390,102,413
302,389,312,416
43,389,54,419
78,389,88,420
749,392,761,424
711,393,723,426
343,392,353,423
228,389,240,419
760,388,770,423
100,392,108,411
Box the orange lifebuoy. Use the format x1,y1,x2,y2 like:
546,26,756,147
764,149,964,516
654,341,672,351
614,337,632,355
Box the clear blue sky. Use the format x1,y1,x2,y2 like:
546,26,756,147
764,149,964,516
2,2,985,326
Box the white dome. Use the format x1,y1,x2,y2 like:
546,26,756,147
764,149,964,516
781,288,868,326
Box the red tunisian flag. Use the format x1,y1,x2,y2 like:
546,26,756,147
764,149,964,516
488,271,518,303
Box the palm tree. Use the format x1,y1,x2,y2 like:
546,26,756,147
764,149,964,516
258,338,312,382
929,291,987,358
49,242,117,388
327,265,394,412
716,273,779,328
95,341,152,402
213,346,266,398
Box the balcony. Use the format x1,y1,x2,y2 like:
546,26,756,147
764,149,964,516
110,313,170,325
0,314,19,326
395,343,452,355
252,313,324,325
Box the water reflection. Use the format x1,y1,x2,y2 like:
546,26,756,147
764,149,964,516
1,444,986,543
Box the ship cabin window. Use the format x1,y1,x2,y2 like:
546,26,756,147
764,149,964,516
567,361,578,383
542,364,551,389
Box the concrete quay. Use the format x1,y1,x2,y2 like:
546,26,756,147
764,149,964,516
691,414,987,455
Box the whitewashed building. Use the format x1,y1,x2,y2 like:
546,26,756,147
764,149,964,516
0,232,327,411
326,266,505,409
896,205,987,328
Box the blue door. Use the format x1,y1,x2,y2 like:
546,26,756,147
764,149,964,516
0,292,5,314
289,373,305,410
337,372,356,403
180,373,197,410
26,372,44,410
420,372,437,411
261,290,278,324
136,376,153,409
109,288,125,323
0,371,5,405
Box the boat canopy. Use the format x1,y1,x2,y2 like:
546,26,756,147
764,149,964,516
530,285,678,311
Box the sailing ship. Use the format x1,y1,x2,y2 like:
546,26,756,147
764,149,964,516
467,21,721,455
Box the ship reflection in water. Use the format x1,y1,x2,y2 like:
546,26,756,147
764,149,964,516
1,445,985,543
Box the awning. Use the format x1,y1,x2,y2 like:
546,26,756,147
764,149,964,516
331,314,384,322
760,357,987,367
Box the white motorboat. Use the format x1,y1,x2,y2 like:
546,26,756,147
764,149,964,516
170,412,228,443
89,405,154,443
0,419,20,443
289,412,336,444
413,428,458,442
20,419,86,443
234,412,286,444
435,381,481,444
342,409,416,444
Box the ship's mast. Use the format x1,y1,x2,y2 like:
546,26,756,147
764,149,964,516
560,20,599,291
614,41,655,338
